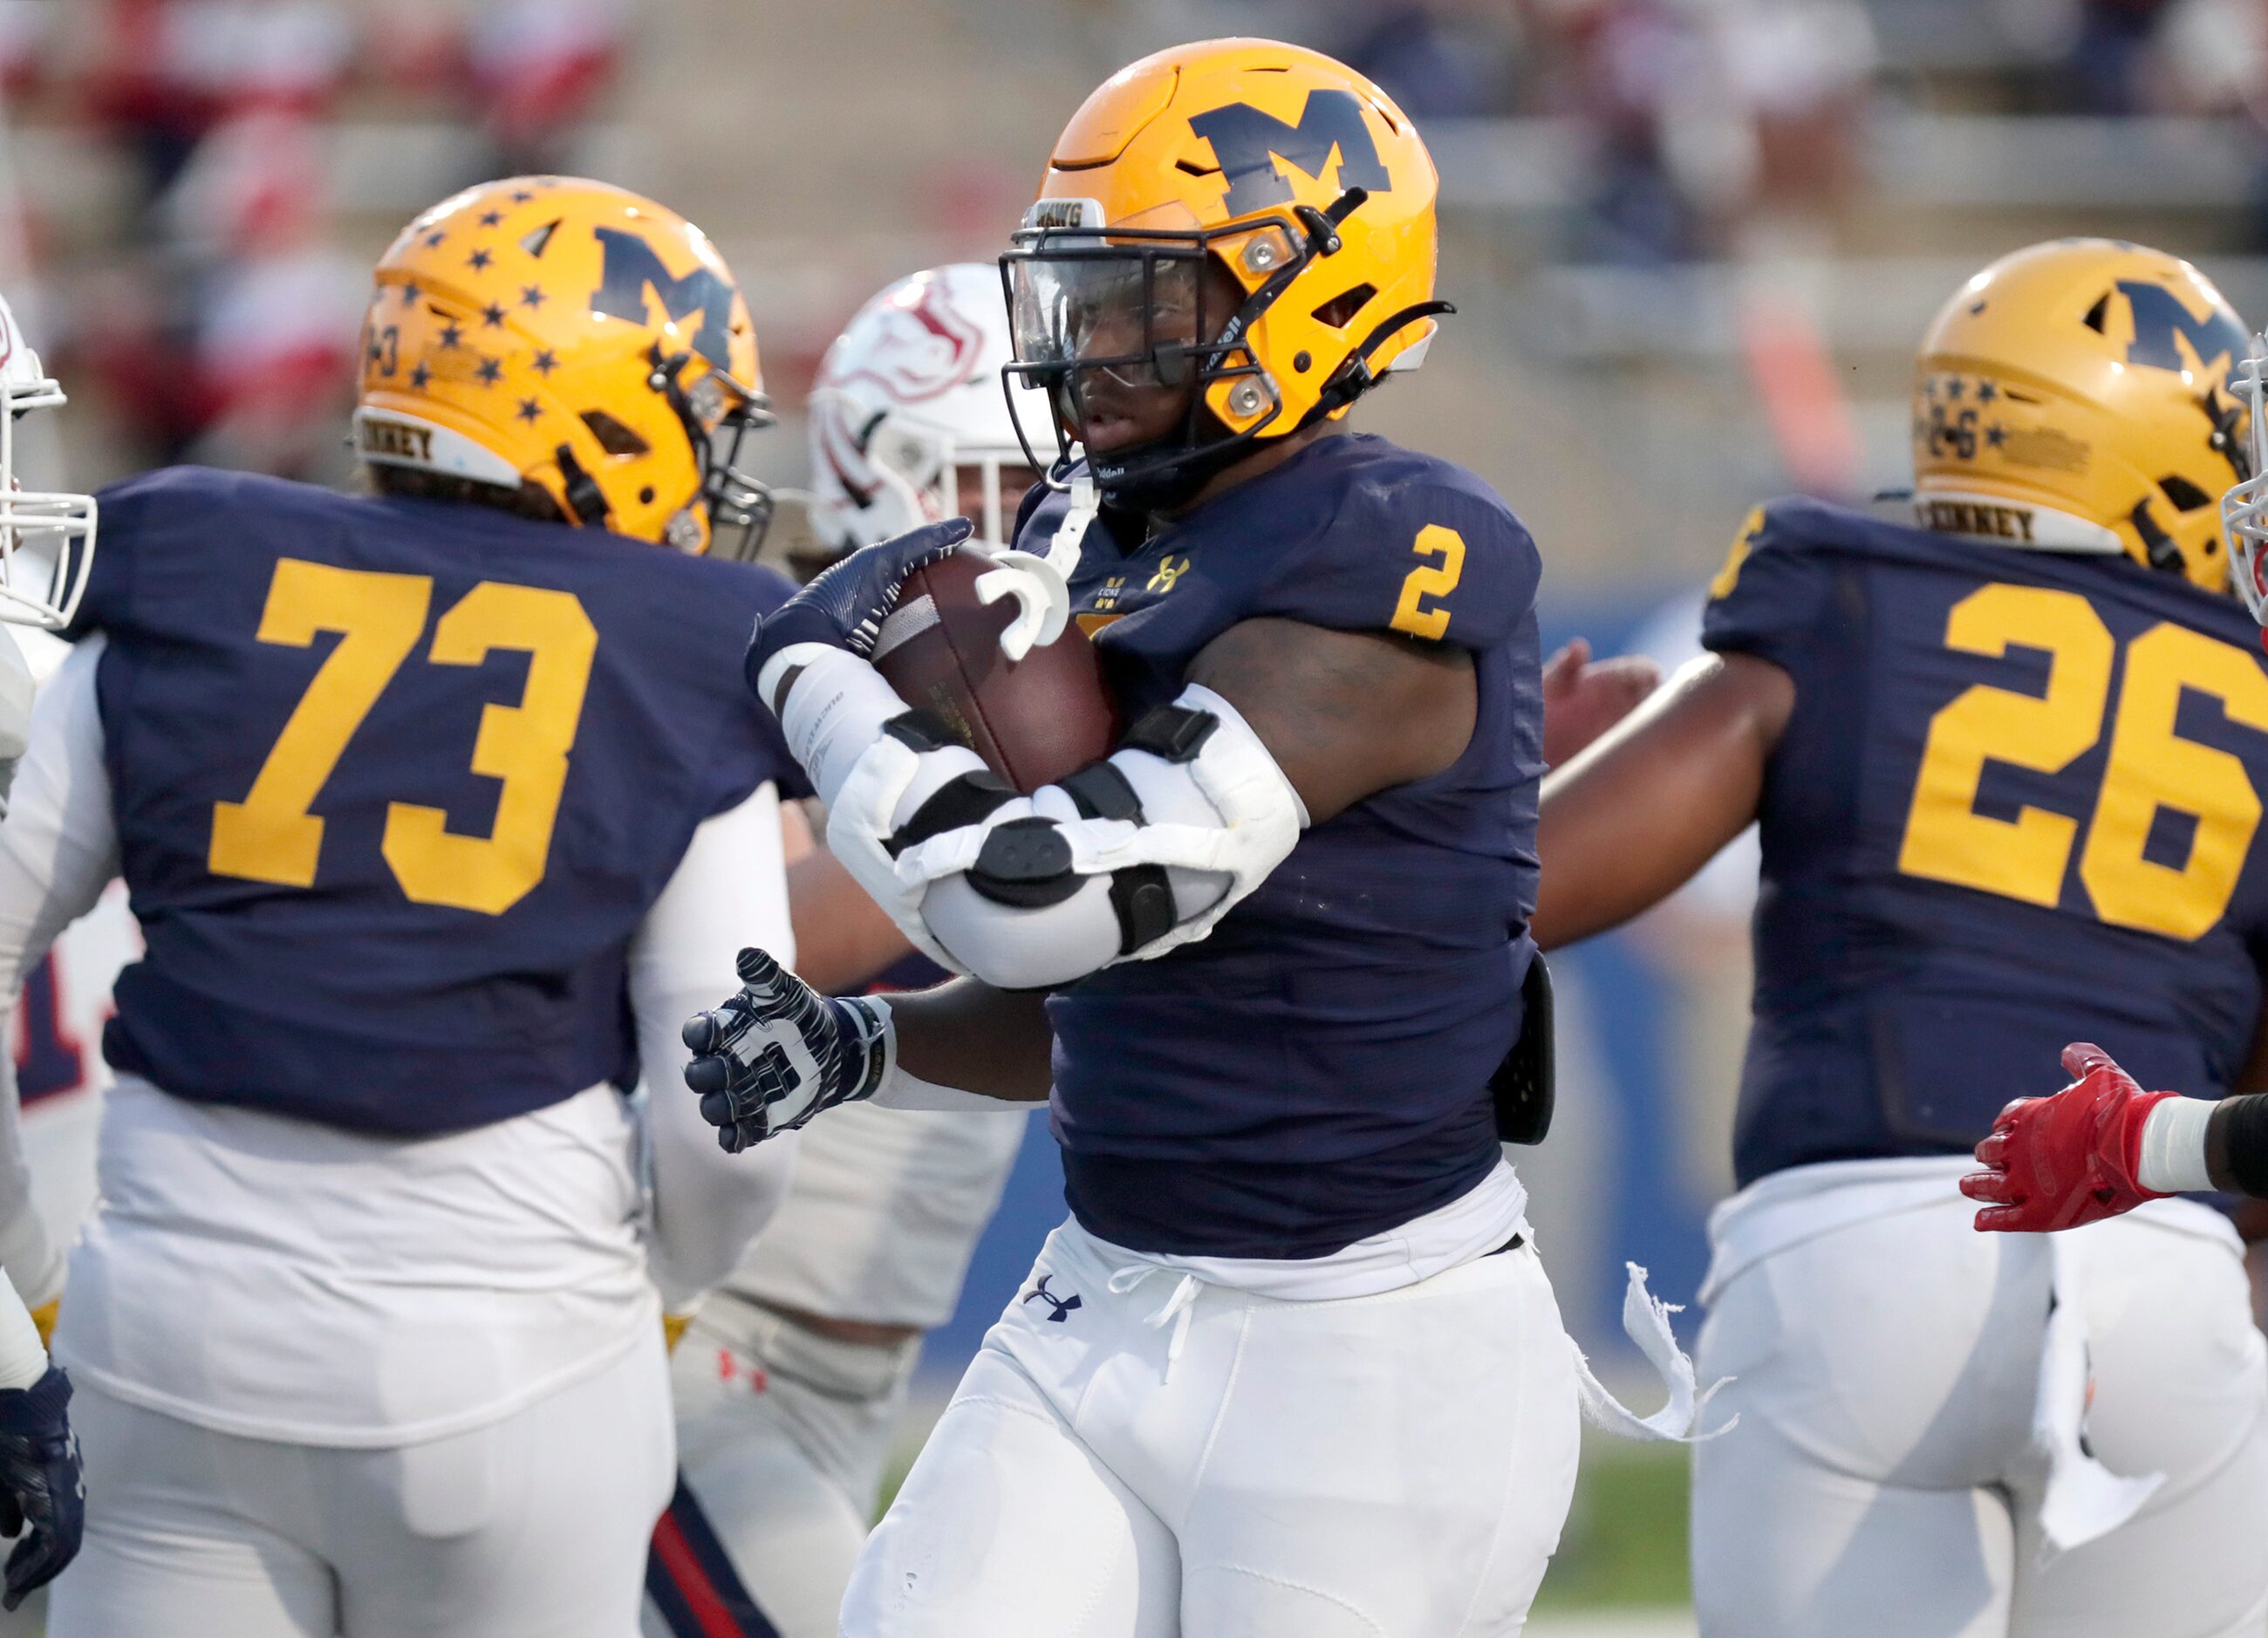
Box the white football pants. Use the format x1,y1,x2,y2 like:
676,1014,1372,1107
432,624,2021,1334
1692,1179,2268,1638
644,1305,918,1638
840,1217,1581,1638
48,1332,674,1638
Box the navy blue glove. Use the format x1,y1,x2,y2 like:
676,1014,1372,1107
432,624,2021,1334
0,1366,80,1610
744,518,972,701
683,948,891,1153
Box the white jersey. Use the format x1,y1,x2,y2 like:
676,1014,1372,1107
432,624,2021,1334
10,880,133,1258
721,1099,1026,1331
5,639,797,1445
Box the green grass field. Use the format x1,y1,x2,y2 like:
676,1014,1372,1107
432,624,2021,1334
1532,1437,1691,1612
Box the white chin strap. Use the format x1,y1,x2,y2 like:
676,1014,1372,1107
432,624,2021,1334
2222,338,2268,626
973,469,1096,662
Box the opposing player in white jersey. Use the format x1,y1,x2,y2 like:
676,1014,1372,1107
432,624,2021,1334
646,264,1035,1638
0,292,100,1612
17,179,803,1638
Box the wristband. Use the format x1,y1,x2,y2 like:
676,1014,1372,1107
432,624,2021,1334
2137,1095,2215,1194
0,1278,46,1392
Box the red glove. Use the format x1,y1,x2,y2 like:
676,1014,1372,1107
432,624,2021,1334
1961,1042,2177,1232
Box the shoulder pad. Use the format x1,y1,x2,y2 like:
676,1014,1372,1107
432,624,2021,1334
1256,437,1540,652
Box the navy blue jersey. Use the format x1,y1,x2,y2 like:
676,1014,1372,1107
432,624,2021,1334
1017,433,1546,1259
1706,497,2268,1186
75,468,802,1136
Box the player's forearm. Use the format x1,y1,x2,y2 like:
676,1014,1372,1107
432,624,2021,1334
788,848,915,993
2123,1091,2266,1199
1532,652,1790,949
2202,1095,2268,1197
884,978,1054,1104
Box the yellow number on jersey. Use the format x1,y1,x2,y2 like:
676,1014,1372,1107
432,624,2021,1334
1709,508,1766,602
1898,585,2113,907
1897,582,2268,938
212,559,598,915
383,583,598,916
2080,624,2268,939
209,561,434,888
1390,524,1466,640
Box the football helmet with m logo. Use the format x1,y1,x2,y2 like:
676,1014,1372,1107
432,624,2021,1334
355,176,772,556
1911,239,2248,592
1001,38,1443,509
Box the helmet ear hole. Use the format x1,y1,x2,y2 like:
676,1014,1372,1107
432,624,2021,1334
2158,474,2214,511
1310,283,1377,329
581,411,650,458
2083,295,2110,334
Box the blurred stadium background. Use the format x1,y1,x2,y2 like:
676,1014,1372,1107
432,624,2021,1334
5,1,2268,1630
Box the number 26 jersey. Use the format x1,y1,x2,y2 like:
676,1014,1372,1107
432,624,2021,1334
72,466,801,1136
1706,496,2268,1187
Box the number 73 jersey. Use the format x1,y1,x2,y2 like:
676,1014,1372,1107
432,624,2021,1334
70,467,802,1136
1706,495,2268,1187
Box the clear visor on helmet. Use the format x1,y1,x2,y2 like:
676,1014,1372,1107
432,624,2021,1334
1001,218,1293,501
2221,339,2268,624
0,372,93,631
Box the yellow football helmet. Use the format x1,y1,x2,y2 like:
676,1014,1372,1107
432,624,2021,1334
1911,239,2248,592
355,176,772,556
1002,38,1443,507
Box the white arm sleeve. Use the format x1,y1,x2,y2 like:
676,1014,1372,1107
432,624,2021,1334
633,781,800,1311
765,644,1310,991
0,637,117,1310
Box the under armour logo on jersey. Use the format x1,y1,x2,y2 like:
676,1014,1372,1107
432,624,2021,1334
1146,555,1190,594
1021,1275,1083,1322
1188,91,1393,215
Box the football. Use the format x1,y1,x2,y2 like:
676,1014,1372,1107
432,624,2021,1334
871,548,1120,793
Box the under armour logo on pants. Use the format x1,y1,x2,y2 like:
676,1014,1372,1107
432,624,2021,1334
1021,1275,1083,1322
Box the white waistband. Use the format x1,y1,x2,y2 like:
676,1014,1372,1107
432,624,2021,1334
1700,1155,2240,1306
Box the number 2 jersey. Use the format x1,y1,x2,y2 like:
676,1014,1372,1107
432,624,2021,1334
1706,496,2268,1188
68,466,802,1136
1015,431,1546,1261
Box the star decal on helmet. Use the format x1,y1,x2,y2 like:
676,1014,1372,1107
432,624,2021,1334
1986,423,2007,448
531,348,558,376
475,358,502,386
1977,379,1998,403
516,398,541,424
409,362,430,389
468,249,493,272
438,323,463,350
425,230,447,248
510,189,535,204
480,210,504,228
400,281,420,306
481,304,508,329
521,286,546,311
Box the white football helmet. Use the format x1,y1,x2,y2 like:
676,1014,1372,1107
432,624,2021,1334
2224,335,2268,624
807,263,1049,563
0,295,93,630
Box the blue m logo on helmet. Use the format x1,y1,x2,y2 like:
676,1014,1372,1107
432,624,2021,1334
1188,90,1393,216
2117,280,2244,377
591,227,738,372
